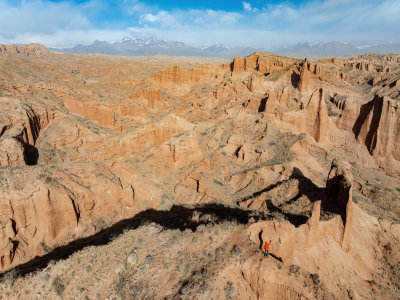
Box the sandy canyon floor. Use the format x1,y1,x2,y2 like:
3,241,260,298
0,44,399,299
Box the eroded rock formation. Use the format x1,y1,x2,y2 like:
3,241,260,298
0,48,399,299
353,95,400,160
325,159,354,252
0,98,53,166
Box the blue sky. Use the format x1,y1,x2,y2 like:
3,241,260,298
0,0,399,48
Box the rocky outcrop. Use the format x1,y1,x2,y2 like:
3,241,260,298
0,97,52,166
0,138,25,166
62,90,164,129
273,88,330,142
333,93,400,174
245,165,383,299
343,59,392,73
296,59,326,92
310,63,325,81
63,98,116,128
151,64,218,86
232,52,294,74
297,59,311,92
326,159,354,252
0,162,137,271
0,44,48,56
118,116,194,155
129,89,163,109
352,95,400,160
319,57,339,65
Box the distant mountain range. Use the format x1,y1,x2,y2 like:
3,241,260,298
270,42,400,57
52,37,257,58
52,37,400,58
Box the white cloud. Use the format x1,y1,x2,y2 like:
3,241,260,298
0,0,398,48
242,1,257,13
0,0,91,39
127,26,281,48
2,29,126,48
140,11,180,27
140,9,242,28
123,0,155,15
141,13,159,23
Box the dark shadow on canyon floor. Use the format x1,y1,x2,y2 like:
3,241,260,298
1,204,268,278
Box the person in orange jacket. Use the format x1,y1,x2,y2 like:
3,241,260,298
264,240,271,257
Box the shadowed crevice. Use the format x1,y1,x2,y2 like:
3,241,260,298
258,96,268,112
22,143,39,165
291,70,300,88
258,229,263,250
0,125,10,138
26,109,42,144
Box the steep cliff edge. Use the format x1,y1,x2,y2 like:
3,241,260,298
333,94,400,174
352,95,400,160
273,88,330,142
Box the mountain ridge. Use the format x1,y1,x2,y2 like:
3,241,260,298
51,37,400,58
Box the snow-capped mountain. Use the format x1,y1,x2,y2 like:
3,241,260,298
201,43,229,52
53,38,400,58
53,37,258,58
269,42,400,56
55,36,211,57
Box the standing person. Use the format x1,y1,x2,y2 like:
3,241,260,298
264,240,271,257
